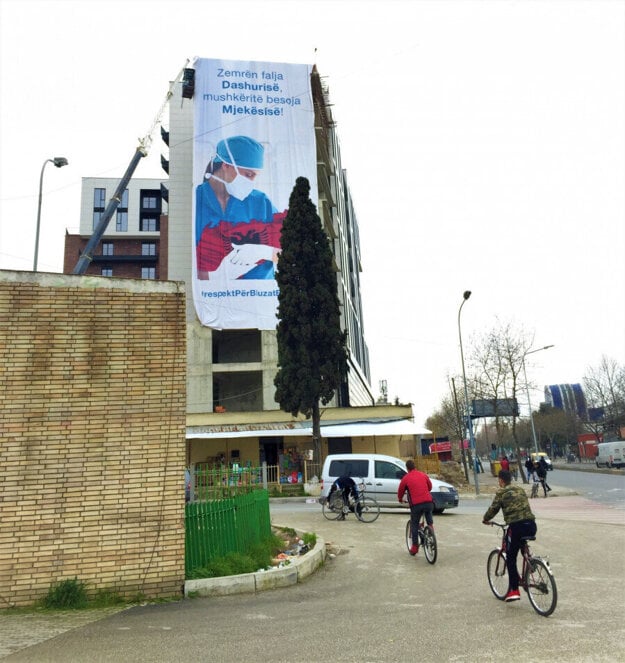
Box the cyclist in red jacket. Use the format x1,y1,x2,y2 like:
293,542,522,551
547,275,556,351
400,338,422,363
397,459,434,555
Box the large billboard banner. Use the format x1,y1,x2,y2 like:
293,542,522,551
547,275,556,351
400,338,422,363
192,57,316,329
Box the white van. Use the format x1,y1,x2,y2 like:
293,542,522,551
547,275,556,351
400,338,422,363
596,441,625,469
320,453,459,513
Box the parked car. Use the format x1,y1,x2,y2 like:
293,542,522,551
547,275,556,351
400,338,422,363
530,452,553,471
320,453,459,513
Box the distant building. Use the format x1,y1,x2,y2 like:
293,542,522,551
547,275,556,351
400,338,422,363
64,178,168,280
544,383,588,419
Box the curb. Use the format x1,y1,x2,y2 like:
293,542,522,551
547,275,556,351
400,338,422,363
184,529,326,599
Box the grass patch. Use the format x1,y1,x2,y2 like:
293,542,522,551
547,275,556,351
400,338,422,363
185,527,323,580
41,578,88,610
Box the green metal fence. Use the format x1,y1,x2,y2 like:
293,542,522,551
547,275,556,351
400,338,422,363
185,489,271,576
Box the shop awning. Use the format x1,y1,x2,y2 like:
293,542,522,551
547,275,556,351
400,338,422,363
187,419,431,439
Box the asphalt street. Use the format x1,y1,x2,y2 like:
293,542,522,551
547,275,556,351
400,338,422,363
1,470,624,663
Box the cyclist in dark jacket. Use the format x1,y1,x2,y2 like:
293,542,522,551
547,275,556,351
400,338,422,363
536,458,551,497
328,475,359,520
483,469,537,602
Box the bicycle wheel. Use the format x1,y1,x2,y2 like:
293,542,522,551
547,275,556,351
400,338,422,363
487,549,508,600
524,557,557,617
355,496,380,523
405,520,413,551
322,492,344,521
422,526,437,564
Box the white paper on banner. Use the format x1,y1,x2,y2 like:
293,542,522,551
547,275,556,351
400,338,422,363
191,58,317,330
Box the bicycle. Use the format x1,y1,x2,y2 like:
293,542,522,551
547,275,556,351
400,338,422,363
486,521,557,617
404,512,437,564
322,479,381,523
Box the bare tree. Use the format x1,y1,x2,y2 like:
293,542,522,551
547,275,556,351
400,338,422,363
583,356,625,440
469,320,534,482
425,377,470,481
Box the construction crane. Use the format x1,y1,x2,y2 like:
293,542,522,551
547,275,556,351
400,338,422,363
72,61,189,275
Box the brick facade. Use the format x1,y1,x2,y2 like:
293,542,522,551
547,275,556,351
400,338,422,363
0,271,186,607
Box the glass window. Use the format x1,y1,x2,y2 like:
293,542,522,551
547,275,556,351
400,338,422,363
101,267,113,277
92,211,103,230
141,266,156,279
142,195,158,209
375,460,404,480
93,188,106,209
102,242,114,256
116,211,128,232
328,459,369,479
140,217,159,232
141,242,156,256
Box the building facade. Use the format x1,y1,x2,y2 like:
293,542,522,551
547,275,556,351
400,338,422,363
63,177,168,279
64,62,423,477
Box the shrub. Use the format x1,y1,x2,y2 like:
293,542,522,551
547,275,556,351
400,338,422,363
41,578,88,610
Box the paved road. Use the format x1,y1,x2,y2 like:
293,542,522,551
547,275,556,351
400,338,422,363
2,492,624,663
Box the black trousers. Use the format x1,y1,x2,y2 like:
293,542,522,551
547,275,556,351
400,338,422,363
409,501,433,546
506,520,537,590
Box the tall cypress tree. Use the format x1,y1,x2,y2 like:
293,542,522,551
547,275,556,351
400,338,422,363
274,177,348,463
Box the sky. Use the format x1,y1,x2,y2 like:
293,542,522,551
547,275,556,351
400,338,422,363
1,0,624,426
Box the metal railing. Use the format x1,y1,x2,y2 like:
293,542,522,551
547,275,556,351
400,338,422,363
189,462,322,501
185,490,271,577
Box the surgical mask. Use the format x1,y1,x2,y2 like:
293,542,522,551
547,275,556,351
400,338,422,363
206,139,257,201
205,171,255,201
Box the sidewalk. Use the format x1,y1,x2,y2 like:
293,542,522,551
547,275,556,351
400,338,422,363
458,465,578,499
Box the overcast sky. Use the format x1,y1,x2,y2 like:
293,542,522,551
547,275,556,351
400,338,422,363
1,0,623,425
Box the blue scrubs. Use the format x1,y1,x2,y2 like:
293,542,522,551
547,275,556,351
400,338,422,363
195,181,277,244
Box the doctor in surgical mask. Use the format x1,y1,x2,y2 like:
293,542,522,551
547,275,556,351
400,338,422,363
195,136,286,281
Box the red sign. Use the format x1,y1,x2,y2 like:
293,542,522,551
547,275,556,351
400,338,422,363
429,441,452,453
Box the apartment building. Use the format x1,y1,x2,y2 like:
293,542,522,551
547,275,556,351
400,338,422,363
64,60,423,473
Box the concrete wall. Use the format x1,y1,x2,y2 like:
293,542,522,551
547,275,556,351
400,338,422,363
0,271,187,607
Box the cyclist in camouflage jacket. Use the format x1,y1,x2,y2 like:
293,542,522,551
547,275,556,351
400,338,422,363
483,469,537,602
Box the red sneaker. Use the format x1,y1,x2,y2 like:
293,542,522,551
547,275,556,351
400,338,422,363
409,544,419,556
504,589,521,602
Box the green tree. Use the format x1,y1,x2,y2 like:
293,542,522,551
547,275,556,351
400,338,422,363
274,177,348,463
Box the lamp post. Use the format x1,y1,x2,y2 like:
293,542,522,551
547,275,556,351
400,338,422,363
458,290,479,495
522,344,555,453
34,157,68,271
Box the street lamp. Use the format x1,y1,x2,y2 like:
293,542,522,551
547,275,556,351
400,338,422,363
458,290,479,495
522,344,555,453
34,156,68,271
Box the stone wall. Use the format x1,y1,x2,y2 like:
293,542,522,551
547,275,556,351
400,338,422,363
0,271,187,607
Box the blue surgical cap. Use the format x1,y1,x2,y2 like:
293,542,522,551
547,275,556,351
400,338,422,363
214,136,264,169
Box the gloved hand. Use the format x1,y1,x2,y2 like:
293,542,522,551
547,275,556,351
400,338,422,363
228,243,275,266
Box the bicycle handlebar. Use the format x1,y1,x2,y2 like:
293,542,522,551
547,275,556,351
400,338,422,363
485,521,507,529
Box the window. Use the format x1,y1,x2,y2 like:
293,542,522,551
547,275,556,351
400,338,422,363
115,212,128,232
140,217,159,232
142,194,158,209
101,267,113,277
328,459,369,478
93,188,105,230
139,189,161,232
116,189,129,231
375,460,404,480
93,188,106,208
141,242,156,256
141,267,156,279
102,242,114,256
